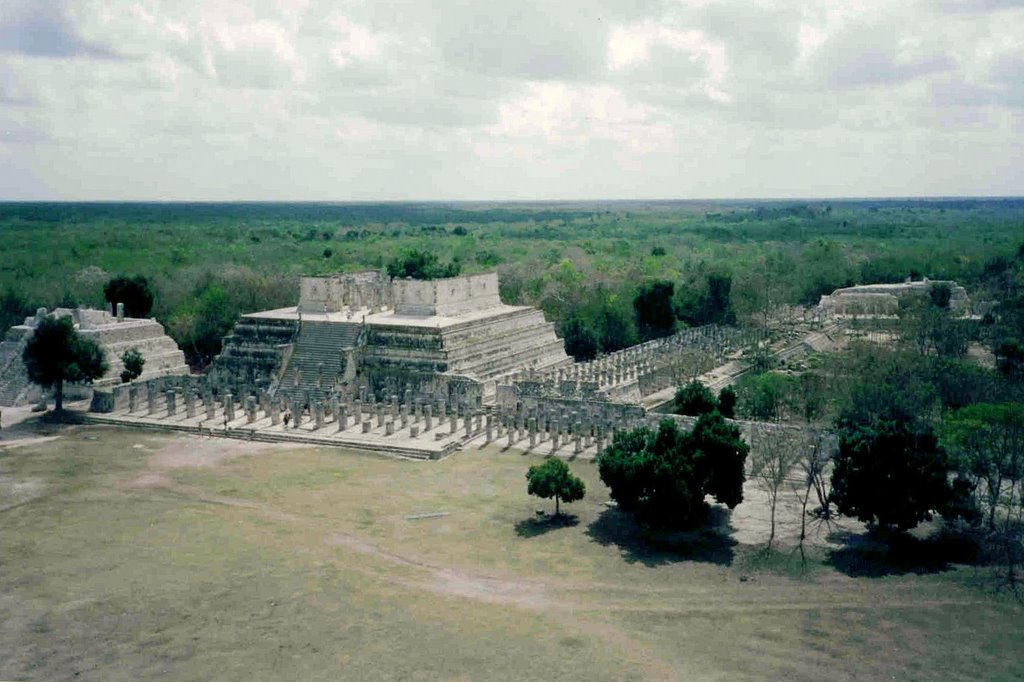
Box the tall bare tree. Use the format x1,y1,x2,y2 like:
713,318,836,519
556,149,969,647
750,426,802,555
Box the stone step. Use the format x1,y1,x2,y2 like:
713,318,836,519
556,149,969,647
82,415,446,460
277,321,362,398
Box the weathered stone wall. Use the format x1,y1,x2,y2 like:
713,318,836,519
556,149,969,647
298,271,389,313
392,273,501,317
819,280,970,316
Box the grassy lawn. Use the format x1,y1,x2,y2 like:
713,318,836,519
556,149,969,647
1,424,1021,681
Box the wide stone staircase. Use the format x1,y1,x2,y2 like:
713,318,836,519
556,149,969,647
276,321,362,403
0,326,35,406
212,316,298,391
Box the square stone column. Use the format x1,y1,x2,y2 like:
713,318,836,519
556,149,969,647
185,392,196,419
147,384,157,415
128,385,138,413
409,425,419,439
270,401,280,426
528,417,537,448
337,404,347,431
205,395,215,421
246,396,257,424
449,414,457,435
400,406,408,430
376,404,384,428
165,391,176,417
362,420,372,433
424,405,433,431
224,393,236,422
485,414,493,443
314,403,325,430
385,420,395,436
291,401,302,428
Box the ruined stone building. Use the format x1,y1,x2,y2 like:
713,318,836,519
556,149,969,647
0,306,189,406
818,279,970,317
212,271,571,405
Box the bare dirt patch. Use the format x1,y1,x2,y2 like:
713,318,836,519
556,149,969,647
146,435,280,470
125,434,280,489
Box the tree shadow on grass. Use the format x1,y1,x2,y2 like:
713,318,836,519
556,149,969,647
825,528,983,578
585,505,737,567
515,513,580,538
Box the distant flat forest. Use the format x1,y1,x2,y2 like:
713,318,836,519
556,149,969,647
2,199,1022,365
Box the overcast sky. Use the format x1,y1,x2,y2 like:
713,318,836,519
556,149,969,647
0,0,1021,201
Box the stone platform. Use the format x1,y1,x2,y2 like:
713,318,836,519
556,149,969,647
1,306,189,407
88,396,467,460
220,271,570,405
89,374,615,461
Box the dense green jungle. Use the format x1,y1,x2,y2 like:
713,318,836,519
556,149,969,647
1,199,1022,369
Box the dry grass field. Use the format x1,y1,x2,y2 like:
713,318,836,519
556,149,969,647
1,415,1021,681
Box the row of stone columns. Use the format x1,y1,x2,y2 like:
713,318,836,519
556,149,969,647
121,378,624,455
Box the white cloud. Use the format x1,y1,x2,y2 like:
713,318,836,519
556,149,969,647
327,14,389,68
0,0,1021,199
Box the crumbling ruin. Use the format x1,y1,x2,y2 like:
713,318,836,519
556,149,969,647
0,306,189,407
818,279,970,317
210,271,571,405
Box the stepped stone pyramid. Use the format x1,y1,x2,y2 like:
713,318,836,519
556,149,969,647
212,270,570,404
0,306,190,406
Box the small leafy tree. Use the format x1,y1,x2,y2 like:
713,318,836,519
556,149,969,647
103,275,154,318
526,458,586,516
633,280,676,341
717,386,737,419
120,347,145,383
929,282,952,309
941,403,1023,531
562,317,599,361
22,316,108,412
1,288,33,336
598,415,748,529
830,420,963,536
386,250,460,280
996,339,1024,379
677,272,735,326
598,304,638,352
737,372,795,422
672,380,717,417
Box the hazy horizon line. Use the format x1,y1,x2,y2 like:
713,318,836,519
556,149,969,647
2,195,1023,205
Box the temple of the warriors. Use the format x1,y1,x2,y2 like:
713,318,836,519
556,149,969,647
211,271,572,405
0,305,189,406
81,270,755,459
818,279,969,317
